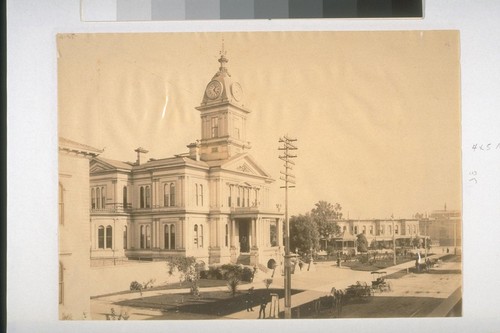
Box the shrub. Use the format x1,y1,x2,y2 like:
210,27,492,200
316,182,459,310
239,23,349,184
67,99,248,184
130,281,143,291
241,267,254,282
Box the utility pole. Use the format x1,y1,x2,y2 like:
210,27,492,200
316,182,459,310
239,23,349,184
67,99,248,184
278,135,297,319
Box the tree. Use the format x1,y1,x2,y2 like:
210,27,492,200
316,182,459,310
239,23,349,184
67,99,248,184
166,256,201,295
220,264,244,297
290,213,320,254
357,233,369,253
310,201,342,243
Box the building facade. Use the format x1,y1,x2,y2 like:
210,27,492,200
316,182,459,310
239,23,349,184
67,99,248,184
89,51,283,268
59,137,102,319
332,218,421,254
420,208,461,248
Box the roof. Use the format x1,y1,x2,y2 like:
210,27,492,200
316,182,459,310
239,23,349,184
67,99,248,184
59,137,103,156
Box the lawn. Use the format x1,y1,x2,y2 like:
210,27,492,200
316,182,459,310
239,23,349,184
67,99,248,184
92,278,239,299
116,287,303,318
342,257,414,272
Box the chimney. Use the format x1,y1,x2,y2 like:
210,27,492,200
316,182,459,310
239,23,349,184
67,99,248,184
187,141,201,162
134,147,149,165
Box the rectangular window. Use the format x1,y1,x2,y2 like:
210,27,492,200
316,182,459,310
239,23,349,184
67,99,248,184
170,183,176,206
270,221,277,247
146,225,151,248
195,184,199,206
106,226,113,249
145,186,151,208
200,185,204,206
211,117,219,138
123,226,127,249
140,226,145,249
234,117,240,139
170,225,176,249
225,224,229,247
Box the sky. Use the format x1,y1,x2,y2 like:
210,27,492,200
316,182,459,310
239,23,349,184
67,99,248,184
58,31,461,219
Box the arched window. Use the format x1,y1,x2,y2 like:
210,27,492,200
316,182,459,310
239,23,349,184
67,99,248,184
170,183,176,206
228,185,232,207
395,225,399,235
59,183,64,225
59,262,64,304
91,188,96,209
388,225,392,235
369,226,373,235
246,188,250,207
354,226,358,234
106,225,113,249
96,188,101,209
145,186,151,208
101,187,106,209
362,226,366,234
194,225,198,247
123,186,128,208
170,224,176,249
237,187,241,207
98,226,105,249
123,226,127,249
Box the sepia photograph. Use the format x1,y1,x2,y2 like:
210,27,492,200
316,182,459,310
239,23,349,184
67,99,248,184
57,31,462,320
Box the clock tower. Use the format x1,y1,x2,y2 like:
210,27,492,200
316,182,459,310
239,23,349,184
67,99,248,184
193,49,251,161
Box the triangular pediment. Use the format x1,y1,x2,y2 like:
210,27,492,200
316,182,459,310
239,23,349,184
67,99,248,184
90,157,133,174
218,154,272,178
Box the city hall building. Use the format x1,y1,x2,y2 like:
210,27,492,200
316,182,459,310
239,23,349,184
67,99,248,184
89,51,283,268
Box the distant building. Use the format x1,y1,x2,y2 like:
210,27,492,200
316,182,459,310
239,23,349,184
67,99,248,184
420,208,461,247
89,50,283,268
59,137,102,319
331,218,421,254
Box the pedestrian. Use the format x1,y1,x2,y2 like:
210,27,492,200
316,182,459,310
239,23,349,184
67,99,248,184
258,296,267,319
447,248,449,254
245,288,254,312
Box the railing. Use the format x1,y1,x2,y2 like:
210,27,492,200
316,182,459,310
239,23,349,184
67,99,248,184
91,203,132,213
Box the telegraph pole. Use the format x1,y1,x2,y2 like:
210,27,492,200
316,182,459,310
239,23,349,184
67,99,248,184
278,136,297,319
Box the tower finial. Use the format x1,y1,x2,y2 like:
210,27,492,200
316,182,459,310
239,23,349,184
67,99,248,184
218,38,228,72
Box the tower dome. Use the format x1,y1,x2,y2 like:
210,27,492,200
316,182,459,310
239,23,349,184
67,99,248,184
200,50,246,109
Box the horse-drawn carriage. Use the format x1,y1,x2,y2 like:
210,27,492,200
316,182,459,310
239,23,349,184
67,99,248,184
344,281,372,300
371,271,392,292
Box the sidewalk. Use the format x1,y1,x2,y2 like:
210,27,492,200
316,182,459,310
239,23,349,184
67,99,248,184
224,253,455,319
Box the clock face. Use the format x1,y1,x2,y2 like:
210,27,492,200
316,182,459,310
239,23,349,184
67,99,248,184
206,81,223,99
231,83,243,101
